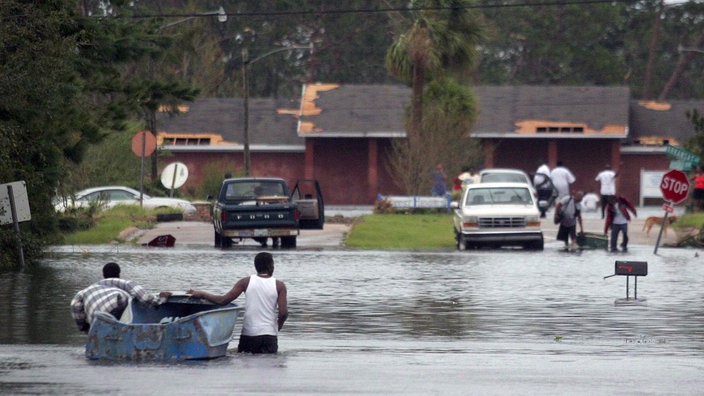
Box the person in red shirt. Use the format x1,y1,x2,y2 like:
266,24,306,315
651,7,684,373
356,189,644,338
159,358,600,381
692,166,704,212
604,195,638,252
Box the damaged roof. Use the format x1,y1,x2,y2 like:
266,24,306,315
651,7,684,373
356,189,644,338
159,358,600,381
298,83,409,137
157,97,302,149
471,86,630,138
155,85,701,149
628,100,704,146
298,84,632,139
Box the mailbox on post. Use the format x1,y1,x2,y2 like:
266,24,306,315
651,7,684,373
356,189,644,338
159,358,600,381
614,261,648,276
604,261,647,300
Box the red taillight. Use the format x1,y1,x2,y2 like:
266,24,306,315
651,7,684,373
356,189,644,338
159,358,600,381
221,211,227,222
294,208,300,221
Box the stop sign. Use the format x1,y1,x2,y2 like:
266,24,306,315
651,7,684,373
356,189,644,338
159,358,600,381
660,169,690,204
131,131,156,157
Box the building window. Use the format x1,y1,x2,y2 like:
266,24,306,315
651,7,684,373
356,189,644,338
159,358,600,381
536,126,584,133
162,137,212,145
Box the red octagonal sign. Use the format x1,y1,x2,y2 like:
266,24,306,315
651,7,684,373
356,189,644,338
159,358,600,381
660,169,690,204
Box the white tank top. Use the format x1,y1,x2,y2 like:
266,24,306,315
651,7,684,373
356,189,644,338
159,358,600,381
241,275,279,336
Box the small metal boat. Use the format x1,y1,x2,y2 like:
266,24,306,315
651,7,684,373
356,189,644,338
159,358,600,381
577,232,608,250
85,294,242,361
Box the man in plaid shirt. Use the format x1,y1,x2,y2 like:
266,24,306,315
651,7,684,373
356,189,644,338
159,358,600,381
70,262,170,332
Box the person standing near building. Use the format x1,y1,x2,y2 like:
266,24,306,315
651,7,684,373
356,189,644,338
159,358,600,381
581,190,600,212
595,164,618,219
691,166,704,212
604,194,637,253
454,166,480,192
533,161,553,218
453,166,471,192
550,161,576,198
188,252,288,354
431,163,448,197
554,190,584,251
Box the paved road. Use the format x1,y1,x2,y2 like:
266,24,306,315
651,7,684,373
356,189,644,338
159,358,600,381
135,221,351,248
132,206,683,248
542,206,682,246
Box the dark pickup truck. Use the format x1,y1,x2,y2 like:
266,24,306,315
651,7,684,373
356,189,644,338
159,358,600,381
212,177,324,248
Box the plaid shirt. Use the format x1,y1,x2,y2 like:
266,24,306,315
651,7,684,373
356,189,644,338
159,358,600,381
70,278,160,331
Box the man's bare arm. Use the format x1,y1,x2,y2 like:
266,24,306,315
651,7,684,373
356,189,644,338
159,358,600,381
276,280,288,330
188,277,249,305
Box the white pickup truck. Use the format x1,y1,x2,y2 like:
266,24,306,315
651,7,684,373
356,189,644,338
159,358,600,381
452,182,544,250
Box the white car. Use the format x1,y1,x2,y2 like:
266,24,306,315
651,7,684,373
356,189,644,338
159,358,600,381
480,168,556,214
479,168,533,186
452,182,544,250
54,186,197,214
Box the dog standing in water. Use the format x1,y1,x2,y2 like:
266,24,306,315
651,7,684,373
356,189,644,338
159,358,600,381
642,215,678,236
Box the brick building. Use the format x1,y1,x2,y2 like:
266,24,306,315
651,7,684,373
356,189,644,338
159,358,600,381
157,84,704,205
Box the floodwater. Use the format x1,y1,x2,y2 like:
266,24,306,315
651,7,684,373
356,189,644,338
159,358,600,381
1,242,704,395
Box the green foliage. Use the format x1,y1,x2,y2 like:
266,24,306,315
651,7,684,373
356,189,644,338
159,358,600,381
390,77,482,195
61,206,155,245
56,201,102,234
672,212,704,229
684,109,704,160
479,2,630,85
386,0,482,84
0,1,205,268
197,161,243,200
479,0,704,99
58,126,143,197
345,213,455,249
0,1,93,267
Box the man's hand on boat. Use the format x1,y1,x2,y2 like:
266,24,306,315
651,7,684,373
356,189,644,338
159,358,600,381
158,291,172,304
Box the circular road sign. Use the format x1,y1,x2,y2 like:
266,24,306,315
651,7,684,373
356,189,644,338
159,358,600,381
161,162,189,189
660,169,690,204
131,131,157,157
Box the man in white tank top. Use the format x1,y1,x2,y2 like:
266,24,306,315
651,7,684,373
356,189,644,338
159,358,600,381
187,252,288,353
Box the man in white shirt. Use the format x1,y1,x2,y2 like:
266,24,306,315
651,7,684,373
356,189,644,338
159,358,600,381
581,191,599,212
187,252,288,354
533,162,553,218
550,161,576,198
595,164,618,219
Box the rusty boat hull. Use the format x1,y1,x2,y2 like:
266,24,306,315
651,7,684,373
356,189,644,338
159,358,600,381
86,295,242,361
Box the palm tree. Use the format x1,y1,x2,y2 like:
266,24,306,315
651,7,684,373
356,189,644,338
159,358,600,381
385,0,482,193
387,0,481,140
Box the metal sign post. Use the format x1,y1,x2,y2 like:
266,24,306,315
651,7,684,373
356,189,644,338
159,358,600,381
1,182,31,270
131,131,157,209
8,185,25,270
653,203,672,254
655,170,690,254
160,162,189,198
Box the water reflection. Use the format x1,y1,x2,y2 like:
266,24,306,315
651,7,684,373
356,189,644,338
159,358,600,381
1,245,704,356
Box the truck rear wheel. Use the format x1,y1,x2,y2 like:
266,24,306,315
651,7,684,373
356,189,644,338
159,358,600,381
281,236,297,249
214,230,221,247
215,230,233,248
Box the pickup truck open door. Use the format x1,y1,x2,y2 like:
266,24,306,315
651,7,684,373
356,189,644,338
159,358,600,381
290,179,324,230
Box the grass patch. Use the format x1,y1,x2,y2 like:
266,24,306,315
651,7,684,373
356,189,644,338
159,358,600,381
673,213,704,229
61,206,155,245
345,213,455,249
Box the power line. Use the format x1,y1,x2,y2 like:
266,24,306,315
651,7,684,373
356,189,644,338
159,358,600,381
129,0,638,20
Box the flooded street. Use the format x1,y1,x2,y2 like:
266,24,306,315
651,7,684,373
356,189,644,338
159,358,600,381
1,242,704,394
